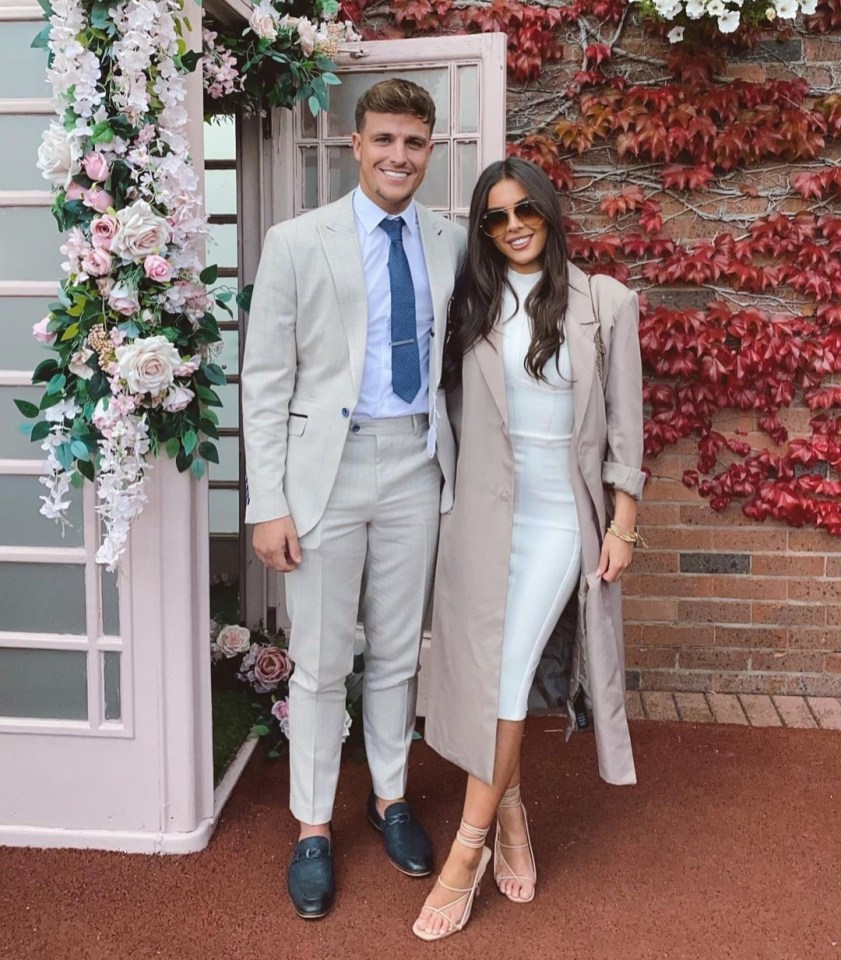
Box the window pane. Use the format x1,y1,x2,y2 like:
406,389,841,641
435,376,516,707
208,222,237,269
457,66,478,134
209,435,240,484
205,168,237,216
0,115,50,191
326,68,450,137
0,562,87,633
0,648,87,720
414,143,449,209
0,386,44,459
0,298,56,373
209,489,239,534
456,141,478,209
0,22,49,99
101,567,120,635
327,145,357,203
0,207,64,282
217,327,239,376
0,475,83,547
301,147,318,210
298,103,318,140
204,117,236,161
103,651,121,720
215,381,240,429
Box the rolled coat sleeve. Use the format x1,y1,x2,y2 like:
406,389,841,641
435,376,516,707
241,224,297,524
602,288,646,500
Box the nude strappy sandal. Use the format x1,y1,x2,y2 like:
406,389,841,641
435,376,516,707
412,821,492,942
494,784,536,903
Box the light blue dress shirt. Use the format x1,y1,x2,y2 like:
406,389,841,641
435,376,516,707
352,188,434,421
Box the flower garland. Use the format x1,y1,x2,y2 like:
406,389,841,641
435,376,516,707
203,0,359,117
24,0,226,569
632,0,818,40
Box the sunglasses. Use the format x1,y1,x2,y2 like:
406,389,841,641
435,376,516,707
479,199,545,238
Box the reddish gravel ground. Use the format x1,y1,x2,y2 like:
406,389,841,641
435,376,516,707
1,718,839,960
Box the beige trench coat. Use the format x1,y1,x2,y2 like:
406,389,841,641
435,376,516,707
425,262,645,787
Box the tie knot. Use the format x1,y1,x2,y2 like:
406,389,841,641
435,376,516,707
379,216,405,243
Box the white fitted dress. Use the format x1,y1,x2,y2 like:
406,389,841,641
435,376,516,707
497,269,582,720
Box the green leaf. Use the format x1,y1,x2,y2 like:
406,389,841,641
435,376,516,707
117,319,141,339
77,459,95,482
182,429,198,455
199,264,219,285
89,371,111,401
236,285,253,313
308,95,321,117
61,321,80,342
197,385,222,406
46,372,67,396
35,0,53,17
70,471,84,489
176,448,193,472
201,408,219,425
202,363,227,386
198,441,219,463
30,24,52,49
32,359,59,384
252,723,270,737
165,437,180,458
215,289,233,303
322,72,342,86
180,49,201,73
14,399,41,419
190,457,206,480
198,418,219,440
30,420,51,443
90,0,111,29
70,439,90,461
55,442,74,472
90,120,115,145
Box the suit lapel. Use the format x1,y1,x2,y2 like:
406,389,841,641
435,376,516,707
416,203,449,387
318,193,368,397
473,325,508,427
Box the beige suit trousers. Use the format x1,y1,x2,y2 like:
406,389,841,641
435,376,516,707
285,415,441,825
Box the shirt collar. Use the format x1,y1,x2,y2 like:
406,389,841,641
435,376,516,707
352,187,420,237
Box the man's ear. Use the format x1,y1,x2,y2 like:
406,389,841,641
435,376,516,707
351,131,362,161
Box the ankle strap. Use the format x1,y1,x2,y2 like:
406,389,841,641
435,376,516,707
456,820,489,849
498,785,522,808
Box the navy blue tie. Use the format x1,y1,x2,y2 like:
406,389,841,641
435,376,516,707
379,216,421,403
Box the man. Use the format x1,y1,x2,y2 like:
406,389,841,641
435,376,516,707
241,79,466,919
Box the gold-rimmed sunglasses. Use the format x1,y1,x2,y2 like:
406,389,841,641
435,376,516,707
479,199,545,239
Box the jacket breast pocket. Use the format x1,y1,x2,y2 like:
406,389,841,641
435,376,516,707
287,413,308,437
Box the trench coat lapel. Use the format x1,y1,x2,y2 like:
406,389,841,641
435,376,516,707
565,267,599,451
473,326,508,427
318,194,368,397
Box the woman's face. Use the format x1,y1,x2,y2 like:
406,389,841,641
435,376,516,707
483,178,548,274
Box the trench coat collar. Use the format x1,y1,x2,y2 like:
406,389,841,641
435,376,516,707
472,263,599,432
318,192,367,397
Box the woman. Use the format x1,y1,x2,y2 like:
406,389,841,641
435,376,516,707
413,158,645,941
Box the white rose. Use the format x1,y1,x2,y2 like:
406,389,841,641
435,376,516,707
116,335,181,397
718,8,741,29
217,625,251,658
69,347,95,380
667,25,686,41
297,17,317,56
161,384,195,412
37,123,83,188
249,1,279,39
110,200,170,262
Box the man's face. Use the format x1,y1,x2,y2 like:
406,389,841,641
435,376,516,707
352,111,434,215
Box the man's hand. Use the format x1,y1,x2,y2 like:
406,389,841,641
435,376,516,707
253,516,302,572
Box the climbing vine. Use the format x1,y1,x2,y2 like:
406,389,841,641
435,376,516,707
341,0,841,535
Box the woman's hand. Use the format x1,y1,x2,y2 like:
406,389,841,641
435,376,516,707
595,532,633,583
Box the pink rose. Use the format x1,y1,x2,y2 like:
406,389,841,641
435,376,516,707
91,215,118,251
161,384,195,412
82,152,109,182
271,699,289,721
254,645,292,686
81,247,112,278
143,254,173,284
66,181,86,201
174,356,199,377
108,282,140,317
33,316,56,345
84,187,113,214
217,625,251,657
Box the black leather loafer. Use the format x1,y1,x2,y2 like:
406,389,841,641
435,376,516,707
366,791,432,877
287,836,334,919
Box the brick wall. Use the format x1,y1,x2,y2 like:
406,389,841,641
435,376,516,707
502,22,841,696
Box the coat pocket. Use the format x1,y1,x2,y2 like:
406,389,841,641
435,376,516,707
287,412,308,437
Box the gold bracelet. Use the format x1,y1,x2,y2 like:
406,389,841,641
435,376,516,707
606,522,647,548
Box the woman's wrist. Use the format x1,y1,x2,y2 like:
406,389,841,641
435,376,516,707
606,521,647,547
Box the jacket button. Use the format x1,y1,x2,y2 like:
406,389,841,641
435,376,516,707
341,408,349,418
430,329,436,338
351,423,360,433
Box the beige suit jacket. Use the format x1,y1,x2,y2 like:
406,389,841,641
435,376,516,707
241,192,466,536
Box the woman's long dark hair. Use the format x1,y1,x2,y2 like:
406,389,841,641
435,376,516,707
443,158,569,390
